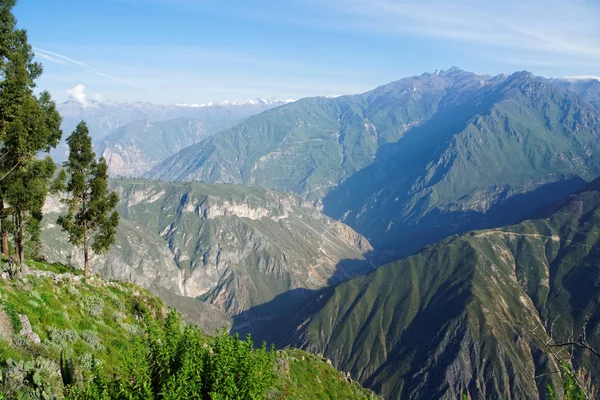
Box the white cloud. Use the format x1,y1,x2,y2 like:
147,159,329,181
264,0,600,68
66,84,88,105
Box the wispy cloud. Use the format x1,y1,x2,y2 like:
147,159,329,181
563,76,600,82
33,47,152,90
245,0,600,68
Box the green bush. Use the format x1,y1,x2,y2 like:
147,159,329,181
547,362,587,400
66,309,277,400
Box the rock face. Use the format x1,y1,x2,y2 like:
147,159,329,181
41,180,373,325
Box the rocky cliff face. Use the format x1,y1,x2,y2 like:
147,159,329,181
41,180,373,326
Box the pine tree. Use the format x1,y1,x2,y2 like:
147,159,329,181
57,121,120,277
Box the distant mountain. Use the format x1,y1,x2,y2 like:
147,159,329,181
259,178,600,399
41,180,373,327
149,69,600,257
54,98,290,162
97,118,214,177
548,77,600,109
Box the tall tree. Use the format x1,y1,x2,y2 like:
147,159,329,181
2,89,61,269
0,0,59,260
58,122,120,277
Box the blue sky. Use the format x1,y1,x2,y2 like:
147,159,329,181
15,0,600,104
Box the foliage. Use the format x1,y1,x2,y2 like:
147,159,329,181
0,260,376,399
67,310,277,400
547,363,587,400
57,121,119,277
0,0,62,267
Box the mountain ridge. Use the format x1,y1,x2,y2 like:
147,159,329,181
149,69,600,258
251,177,600,399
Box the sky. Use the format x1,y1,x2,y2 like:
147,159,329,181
14,0,600,105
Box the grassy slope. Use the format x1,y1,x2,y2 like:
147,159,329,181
0,260,377,399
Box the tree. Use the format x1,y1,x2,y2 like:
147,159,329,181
1,90,61,269
57,121,120,277
0,0,60,260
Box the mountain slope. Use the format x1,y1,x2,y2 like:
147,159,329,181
549,77,600,109
97,117,214,176
41,180,373,326
149,68,480,200
53,98,289,162
260,179,600,399
149,69,600,257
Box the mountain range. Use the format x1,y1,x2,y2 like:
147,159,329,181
149,68,600,259
40,69,600,399
97,118,214,177
53,98,291,164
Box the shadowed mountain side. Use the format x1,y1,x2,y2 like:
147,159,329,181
325,162,587,260
231,255,376,335
248,179,600,399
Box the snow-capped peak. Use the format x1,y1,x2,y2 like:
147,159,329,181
175,98,295,108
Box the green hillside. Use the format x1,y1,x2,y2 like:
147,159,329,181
149,70,600,258
259,179,600,399
0,260,377,399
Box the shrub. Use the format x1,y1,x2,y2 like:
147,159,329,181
81,330,104,351
66,309,277,399
45,327,79,350
83,297,104,317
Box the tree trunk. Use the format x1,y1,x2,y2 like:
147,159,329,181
83,218,88,278
17,212,24,273
0,198,7,257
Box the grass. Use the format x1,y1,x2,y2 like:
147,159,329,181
0,259,378,399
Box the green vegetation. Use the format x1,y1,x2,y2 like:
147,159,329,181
56,121,120,277
0,0,62,268
0,260,377,399
547,363,588,400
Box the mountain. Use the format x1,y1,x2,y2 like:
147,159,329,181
40,180,373,328
548,77,600,109
97,118,214,176
149,69,600,258
257,179,600,399
53,98,290,162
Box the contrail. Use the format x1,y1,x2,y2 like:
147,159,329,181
33,47,152,90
